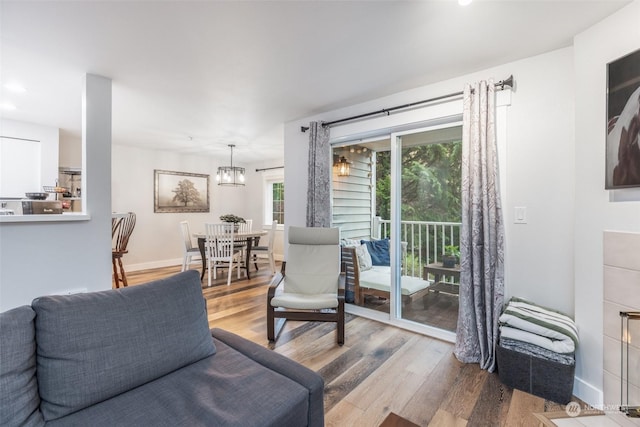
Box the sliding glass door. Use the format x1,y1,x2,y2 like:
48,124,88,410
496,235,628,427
331,121,462,334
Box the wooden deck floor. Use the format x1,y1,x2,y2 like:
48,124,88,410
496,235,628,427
124,264,575,427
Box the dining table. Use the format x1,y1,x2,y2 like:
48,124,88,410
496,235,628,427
193,230,267,281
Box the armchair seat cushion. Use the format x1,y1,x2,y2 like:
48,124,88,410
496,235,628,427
270,293,339,310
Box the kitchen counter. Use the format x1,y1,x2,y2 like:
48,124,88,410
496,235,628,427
0,212,91,223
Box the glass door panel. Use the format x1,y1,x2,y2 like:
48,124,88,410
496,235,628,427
393,126,462,332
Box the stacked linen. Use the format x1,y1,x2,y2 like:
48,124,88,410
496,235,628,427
499,297,578,365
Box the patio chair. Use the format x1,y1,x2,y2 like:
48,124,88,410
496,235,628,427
267,226,345,345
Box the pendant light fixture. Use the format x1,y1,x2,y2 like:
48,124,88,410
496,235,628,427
334,156,351,177
216,144,245,186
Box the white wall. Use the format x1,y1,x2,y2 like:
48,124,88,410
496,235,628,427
111,145,284,270
573,0,640,405
0,119,59,197
0,74,112,311
286,47,577,315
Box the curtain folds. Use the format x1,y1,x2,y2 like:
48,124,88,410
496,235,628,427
454,80,505,372
306,121,331,227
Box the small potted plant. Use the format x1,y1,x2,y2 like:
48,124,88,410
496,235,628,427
219,214,245,232
442,245,460,268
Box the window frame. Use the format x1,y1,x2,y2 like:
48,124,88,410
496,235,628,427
262,170,285,230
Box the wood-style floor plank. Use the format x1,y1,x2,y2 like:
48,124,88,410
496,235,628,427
124,265,579,426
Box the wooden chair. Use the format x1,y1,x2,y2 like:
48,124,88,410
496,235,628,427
267,226,345,345
112,212,136,288
252,220,277,274
205,223,243,287
179,220,202,272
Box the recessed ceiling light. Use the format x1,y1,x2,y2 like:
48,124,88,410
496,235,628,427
3,82,26,93
0,102,17,111
458,0,472,5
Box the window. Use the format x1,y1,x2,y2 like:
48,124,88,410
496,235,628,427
263,172,285,226
271,182,284,224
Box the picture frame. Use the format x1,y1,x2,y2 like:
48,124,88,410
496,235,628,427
154,169,210,213
606,48,640,189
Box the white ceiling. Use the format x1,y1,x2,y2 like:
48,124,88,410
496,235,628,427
0,0,630,163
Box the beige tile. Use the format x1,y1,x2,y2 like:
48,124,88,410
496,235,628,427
604,370,622,408
605,412,640,426
604,265,640,309
604,231,640,271
603,302,640,347
604,335,622,384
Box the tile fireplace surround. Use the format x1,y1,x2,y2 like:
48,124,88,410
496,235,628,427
603,231,640,410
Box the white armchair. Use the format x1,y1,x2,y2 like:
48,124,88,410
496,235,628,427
267,226,344,345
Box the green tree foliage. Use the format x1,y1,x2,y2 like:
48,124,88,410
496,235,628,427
376,141,462,223
172,179,201,206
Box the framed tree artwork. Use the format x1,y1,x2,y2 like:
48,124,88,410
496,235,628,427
154,169,210,213
606,48,640,189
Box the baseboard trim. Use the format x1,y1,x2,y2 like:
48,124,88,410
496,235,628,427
126,255,284,273
573,376,603,407
126,259,183,272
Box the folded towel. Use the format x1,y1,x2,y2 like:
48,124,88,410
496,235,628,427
500,326,575,354
499,337,575,365
499,297,578,354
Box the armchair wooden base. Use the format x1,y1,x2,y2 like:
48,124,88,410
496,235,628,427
267,267,345,346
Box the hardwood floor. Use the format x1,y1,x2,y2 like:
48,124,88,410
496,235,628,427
124,265,575,427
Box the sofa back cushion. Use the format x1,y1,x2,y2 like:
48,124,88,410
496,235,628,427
0,305,44,427
32,270,215,421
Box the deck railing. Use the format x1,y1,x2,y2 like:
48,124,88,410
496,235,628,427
373,217,461,279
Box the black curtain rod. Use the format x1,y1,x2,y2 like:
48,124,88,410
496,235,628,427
255,166,284,172
300,75,514,132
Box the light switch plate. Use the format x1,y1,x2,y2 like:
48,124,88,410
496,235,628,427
514,206,527,224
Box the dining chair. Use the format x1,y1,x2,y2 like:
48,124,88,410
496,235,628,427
240,219,253,232
235,219,253,260
112,212,136,288
252,220,277,274
267,226,345,345
205,223,243,287
179,221,202,272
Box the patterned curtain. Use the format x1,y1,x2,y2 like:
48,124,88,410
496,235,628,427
306,121,331,227
454,80,505,372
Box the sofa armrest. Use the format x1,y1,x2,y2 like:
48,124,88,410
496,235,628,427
211,328,324,427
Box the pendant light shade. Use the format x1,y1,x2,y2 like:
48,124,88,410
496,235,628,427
216,144,245,186
334,156,351,177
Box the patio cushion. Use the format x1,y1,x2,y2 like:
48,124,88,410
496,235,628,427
355,244,373,271
359,266,430,296
361,239,390,266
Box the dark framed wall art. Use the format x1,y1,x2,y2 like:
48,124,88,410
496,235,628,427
154,169,210,213
606,48,640,189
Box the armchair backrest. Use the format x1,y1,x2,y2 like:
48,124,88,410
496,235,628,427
285,226,340,295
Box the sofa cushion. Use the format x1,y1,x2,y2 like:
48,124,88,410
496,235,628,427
32,270,215,421
45,337,311,427
361,239,390,266
0,306,44,427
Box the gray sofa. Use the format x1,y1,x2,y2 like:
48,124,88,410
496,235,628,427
0,270,324,426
